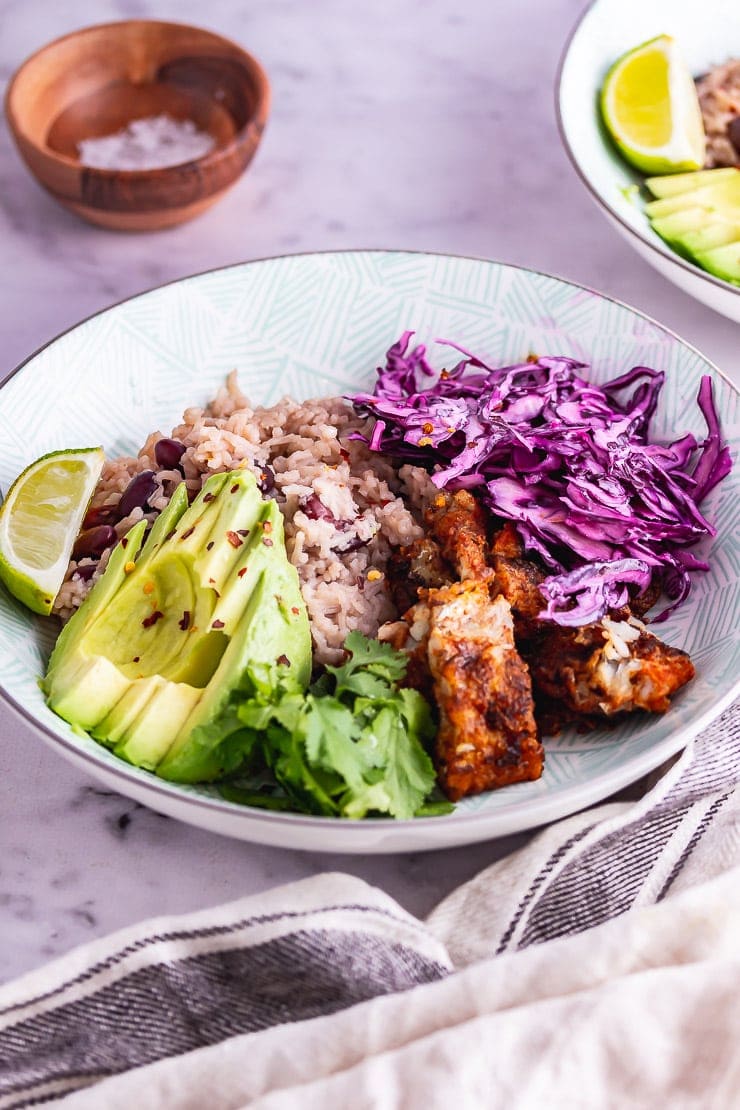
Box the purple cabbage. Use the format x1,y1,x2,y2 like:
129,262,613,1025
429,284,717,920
351,333,732,626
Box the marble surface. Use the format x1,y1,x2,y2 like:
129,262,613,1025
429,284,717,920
0,0,737,985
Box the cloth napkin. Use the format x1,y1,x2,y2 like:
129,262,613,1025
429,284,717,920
1,702,738,1109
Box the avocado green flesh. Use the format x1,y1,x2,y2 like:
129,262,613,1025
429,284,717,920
645,169,740,283
679,223,740,253
43,470,312,781
692,241,740,283
644,167,738,200
645,177,740,220
650,207,710,239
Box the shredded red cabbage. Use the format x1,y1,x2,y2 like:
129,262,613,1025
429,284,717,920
351,333,732,626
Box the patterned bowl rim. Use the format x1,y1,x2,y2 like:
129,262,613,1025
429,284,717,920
1,248,738,834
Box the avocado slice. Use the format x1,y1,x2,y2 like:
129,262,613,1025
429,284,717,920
678,222,740,254
645,176,740,220
650,207,712,240
692,241,740,285
43,471,312,782
645,167,738,199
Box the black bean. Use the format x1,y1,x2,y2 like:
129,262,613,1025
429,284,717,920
118,471,157,517
154,438,186,469
333,536,369,555
83,503,118,529
301,494,337,522
73,525,118,558
728,117,740,157
258,464,275,495
72,563,97,581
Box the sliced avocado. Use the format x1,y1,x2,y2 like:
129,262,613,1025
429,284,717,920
650,206,708,240
645,176,740,220
692,241,740,285
678,222,740,255
645,167,738,200
43,471,312,781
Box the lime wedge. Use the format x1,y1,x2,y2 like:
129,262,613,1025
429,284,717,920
0,447,105,615
600,35,705,175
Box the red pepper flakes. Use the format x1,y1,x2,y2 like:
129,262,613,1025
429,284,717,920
422,422,434,435
203,492,216,503
339,448,350,460
440,369,450,380
237,528,250,537
263,537,273,547
290,606,300,615
212,619,225,629
121,537,128,549
180,526,195,540
165,530,176,542
208,577,216,584
132,656,140,663
262,520,273,534
226,530,243,548
142,611,164,628
237,567,248,578
143,581,155,595
276,654,291,667
206,541,214,551
230,483,240,494
178,611,191,631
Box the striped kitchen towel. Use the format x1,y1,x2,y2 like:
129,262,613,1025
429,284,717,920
0,701,738,1109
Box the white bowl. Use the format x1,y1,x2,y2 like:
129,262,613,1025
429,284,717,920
0,251,738,853
557,0,740,323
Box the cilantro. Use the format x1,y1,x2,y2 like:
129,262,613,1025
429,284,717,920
213,632,448,820
326,630,408,698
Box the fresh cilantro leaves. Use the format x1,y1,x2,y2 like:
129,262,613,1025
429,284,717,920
213,632,452,819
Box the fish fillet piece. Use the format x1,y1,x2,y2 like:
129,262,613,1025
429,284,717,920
386,537,451,615
528,615,695,719
425,489,491,582
425,582,543,801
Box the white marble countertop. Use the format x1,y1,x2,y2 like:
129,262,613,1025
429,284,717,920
1,0,737,984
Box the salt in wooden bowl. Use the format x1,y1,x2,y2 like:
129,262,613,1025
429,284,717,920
4,19,271,231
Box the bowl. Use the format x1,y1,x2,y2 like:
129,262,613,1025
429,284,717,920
0,251,737,853
4,20,270,231
557,0,740,323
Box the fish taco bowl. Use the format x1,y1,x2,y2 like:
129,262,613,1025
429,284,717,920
0,251,737,853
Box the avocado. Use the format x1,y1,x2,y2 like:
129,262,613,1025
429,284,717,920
678,222,740,255
643,169,740,280
692,241,740,285
645,175,740,221
650,206,711,241
645,167,738,200
43,471,312,782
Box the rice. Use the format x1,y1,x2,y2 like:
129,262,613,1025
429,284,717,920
55,375,426,665
696,60,740,168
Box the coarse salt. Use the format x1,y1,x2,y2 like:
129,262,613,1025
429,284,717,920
77,115,216,171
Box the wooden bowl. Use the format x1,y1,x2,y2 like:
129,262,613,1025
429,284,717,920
4,20,270,231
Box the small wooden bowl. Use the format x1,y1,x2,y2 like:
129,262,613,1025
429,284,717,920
5,20,270,231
